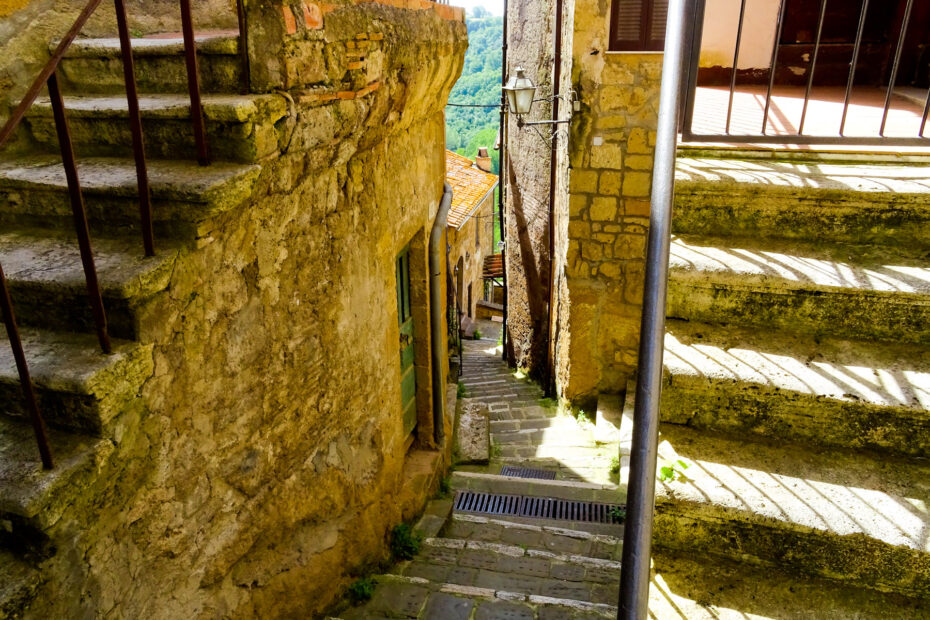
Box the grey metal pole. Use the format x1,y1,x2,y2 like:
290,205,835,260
617,0,689,617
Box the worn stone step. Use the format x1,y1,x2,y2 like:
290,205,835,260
0,229,179,339
653,423,930,598
674,157,930,248
338,573,617,619
490,416,562,433
0,156,259,235
441,512,622,560
25,94,287,163
450,471,622,507
57,33,243,95
392,537,621,605
668,234,930,345
0,329,152,435
0,550,41,619
0,415,112,553
661,319,930,457
497,442,615,461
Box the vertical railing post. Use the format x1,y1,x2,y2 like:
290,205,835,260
47,72,112,355
180,0,210,165
879,0,914,136
113,0,155,257
617,0,689,616
236,0,251,95
0,263,53,469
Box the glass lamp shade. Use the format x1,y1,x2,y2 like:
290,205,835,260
503,67,537,115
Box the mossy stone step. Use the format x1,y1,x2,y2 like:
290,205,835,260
0,156,259,235
653,423,930,599
668,234,930,345
0,550,41,619
661,319,930,456
674,157,930,248
0,229,179,339
56,33,242,95
25,94,288,163
0,329,152,435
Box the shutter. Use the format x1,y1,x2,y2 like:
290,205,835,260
610,0,668,52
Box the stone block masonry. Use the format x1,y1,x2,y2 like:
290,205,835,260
0,1,467,618
555,0,661,406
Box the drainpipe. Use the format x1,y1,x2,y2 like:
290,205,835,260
499,0,509,363
430,182,454,444
545,0,564,397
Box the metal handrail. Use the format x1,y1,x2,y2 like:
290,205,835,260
0,0,225,467
616,0,690,616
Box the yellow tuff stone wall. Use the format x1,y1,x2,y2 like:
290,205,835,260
556,0,660,406
18,3,466,618
449,193,496,320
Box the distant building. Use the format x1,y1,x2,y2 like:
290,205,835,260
445,149,499,338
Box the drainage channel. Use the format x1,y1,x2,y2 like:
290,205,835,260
453,490,625,525
500,466,557,480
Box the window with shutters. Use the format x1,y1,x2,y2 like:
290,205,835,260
609,0,669,52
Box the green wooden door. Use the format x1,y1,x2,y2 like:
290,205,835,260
396,248,417,438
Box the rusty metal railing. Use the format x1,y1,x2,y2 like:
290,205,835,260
0,0,236,468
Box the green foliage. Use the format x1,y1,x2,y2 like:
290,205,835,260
390,523,423,560
491,440,502,458
538,397,556,409
437,475,452,498
659,459,691,483
347,577,376,604
473,329,483,340
609,455,621,475
575,409,592,425
457,381,467,398
446,15,503,155
608,506,627,523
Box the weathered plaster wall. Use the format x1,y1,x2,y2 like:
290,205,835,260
0,0,236,126
18,3,466,618
503,0,573,382
449,192,496,320
557,0,659,407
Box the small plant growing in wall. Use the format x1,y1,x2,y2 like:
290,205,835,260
609,455,621,476
457,381,467,398
347,577,377,604
658,459,691,483
473,329,482,340
608,506,627,523
390,523,423,560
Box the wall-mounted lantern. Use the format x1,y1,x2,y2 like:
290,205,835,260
502,66,573,133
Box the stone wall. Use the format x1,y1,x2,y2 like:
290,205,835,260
502,0,573,381
17,2,467,618
449,192,496,321
555,0,660,407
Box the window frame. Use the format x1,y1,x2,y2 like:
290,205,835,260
609,0,667,52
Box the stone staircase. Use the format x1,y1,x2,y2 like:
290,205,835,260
335,153,930,618
0,31,274,614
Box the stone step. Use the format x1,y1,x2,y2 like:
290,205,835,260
487,405,557,421
490,416,562,433
441,511,623,560
497,442,615,461
0,329,152,435
668,234,930,345
674,156,930,248
337,573,617,619
0,415,112,554
653,423,930,598
25,94,287,163
392,537,621,606
661,319,930,457
0,156,259,236
492,457,617,486
57,33,243,95
0,229,179,339
0,550,41,619
450,471,622,508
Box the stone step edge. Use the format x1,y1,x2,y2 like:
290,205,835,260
362,573,618,617
422,536,622,570
445,512,623,550
59,33,239,58
450,471,620,503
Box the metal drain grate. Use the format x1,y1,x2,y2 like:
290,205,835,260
500,466,557,480
453,490,624,524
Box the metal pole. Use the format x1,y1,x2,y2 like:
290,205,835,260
545,0,564,397
617,0,688,616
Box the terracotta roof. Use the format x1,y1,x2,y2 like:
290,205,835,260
483,253,503,279
445,150,499,229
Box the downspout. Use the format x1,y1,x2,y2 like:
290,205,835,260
499,0,509,363
430,182,454,444
545,0,564,397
